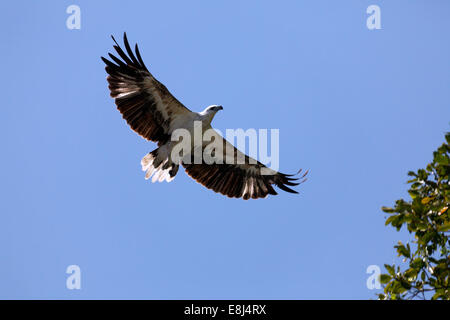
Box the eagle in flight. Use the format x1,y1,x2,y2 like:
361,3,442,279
101,33,307,199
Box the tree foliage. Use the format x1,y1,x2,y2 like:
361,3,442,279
379,132,450,300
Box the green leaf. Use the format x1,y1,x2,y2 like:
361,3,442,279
382,206,396,213
404,268,418,281
416,221,428,232
419,231,435,245
410,258,424,269
384,264,395,276
395,242,410,258
407,171,418,177
409,190,419,200
434,153,449,165
411,182,422,189
417,169,428,181
431,289,445,300
385,215,397,226
379,274,391,284
399,278,412,290
437,222,450,232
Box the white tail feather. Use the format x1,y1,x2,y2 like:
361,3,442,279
141,147,178,183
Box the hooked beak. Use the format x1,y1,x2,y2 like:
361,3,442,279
217,105,223,111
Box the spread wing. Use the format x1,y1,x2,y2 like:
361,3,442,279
101,33,192,145
182,127,307,199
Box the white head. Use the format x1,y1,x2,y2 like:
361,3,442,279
199,104,223,123
202,104,223,114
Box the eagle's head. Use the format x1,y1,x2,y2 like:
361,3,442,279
200,105,223,123
204,105,223,113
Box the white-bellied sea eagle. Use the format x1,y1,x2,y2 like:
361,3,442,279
101,33,307,199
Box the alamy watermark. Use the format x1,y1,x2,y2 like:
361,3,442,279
66,5,81,30
366,265,381,290
66,265,81,290
367,5,381,30
168,122,280,174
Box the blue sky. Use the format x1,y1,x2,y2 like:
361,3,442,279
1,1,449,299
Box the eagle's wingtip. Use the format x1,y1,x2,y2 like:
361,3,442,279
110,34,119,47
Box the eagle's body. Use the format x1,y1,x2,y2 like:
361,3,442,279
102,33,307,199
